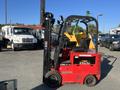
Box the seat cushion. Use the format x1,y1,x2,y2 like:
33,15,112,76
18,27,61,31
72,47,87,52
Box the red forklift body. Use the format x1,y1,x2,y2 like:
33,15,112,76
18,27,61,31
59,51,101,84
43,14,101,88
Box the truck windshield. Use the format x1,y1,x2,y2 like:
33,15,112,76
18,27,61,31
13,28,32,35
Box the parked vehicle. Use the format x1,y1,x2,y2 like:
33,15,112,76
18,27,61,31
102,34,120,51
98,34,104,43
30,29,44,48
31,29,58,48
98,34,109,47
1,26,38,50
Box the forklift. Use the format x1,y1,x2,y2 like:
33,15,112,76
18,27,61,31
42,12,101,88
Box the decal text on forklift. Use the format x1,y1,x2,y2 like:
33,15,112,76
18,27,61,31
79,55,92,57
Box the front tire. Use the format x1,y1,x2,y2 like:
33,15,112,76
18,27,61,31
44,70,62,88
84,75,97,87
12,43,18,51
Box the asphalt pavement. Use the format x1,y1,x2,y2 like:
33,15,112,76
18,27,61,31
0,47,120,90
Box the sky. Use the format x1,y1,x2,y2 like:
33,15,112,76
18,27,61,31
0,0,120,33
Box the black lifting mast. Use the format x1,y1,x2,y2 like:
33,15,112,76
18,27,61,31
40,0,55,83
42,12,55,82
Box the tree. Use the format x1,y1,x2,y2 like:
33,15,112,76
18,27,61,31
69,25,84,34
88,24,97,34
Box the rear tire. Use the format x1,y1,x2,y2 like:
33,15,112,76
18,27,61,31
44,70,62,88
84,75,97,87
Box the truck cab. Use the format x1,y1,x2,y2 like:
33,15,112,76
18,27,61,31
1,26,37,50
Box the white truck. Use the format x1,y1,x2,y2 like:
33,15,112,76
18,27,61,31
1,25,37,50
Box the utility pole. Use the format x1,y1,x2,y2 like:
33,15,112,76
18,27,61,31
97,14,103,22
5,0,8,24
97,14,103,33
40,0,45,25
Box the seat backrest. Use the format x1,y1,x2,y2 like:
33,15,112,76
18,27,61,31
79,38,90,50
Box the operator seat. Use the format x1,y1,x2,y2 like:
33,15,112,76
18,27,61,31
72,38,90,52
72,30,91,52
64,30,92,52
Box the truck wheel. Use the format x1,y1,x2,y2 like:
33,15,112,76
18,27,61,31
44,71,62,88
84,75,97,87
109,44,114,51
12,43,17,51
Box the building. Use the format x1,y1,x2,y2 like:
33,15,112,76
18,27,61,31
110,27,120,34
